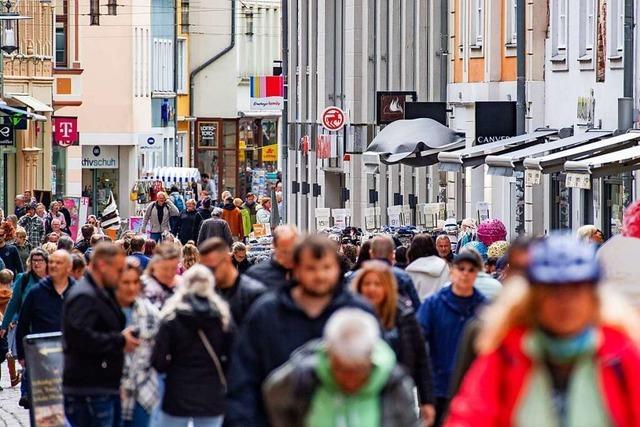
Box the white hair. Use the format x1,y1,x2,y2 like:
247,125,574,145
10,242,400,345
160,264,231,330
324,309,380,363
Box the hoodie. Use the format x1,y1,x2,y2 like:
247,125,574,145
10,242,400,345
263,340,421,427
405,256,450,301
0,287,11,315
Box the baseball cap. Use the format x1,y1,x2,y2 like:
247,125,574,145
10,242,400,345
454,249,483,270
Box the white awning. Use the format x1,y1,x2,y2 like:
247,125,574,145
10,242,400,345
563,145,640,189
10,95,53,112
438,129,557,173
523,132,640,174
485,130,612,176
143,167,201,183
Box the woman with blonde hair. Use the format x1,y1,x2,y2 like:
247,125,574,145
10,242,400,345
447,235,640,427
151,265,233,427
181,242,200,272
351,260,435,426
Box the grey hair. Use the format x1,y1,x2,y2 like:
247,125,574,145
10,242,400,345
436,234,451,243
324,309,380,363
160,264,231,330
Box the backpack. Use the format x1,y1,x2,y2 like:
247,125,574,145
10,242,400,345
172,194,185,212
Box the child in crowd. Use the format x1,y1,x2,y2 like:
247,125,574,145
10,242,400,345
13,228,31,270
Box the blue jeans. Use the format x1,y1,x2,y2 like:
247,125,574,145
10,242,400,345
152,411,223,427
121,402,151,427
150,232,162,242
20,367,28,398
65,394,121,427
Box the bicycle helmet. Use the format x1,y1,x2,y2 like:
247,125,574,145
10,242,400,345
477,219,507,246
462,240,488,261
527,235,601,285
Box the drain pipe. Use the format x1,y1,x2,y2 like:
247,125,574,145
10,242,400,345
189,0,236,124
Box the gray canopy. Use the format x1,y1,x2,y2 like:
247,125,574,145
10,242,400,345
365,118,464,167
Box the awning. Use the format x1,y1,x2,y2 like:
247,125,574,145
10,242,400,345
523,132,640,174
365,118,465,167
10,95,53,112
485,130,612,176
438,129,557,172
0,101,47,121
143,167,201,183
564,145,640,178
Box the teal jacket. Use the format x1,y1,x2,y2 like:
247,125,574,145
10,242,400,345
1,272,41,329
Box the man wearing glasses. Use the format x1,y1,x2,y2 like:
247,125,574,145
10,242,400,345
417,248,487,427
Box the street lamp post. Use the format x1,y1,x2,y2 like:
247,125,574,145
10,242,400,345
0,0,30,98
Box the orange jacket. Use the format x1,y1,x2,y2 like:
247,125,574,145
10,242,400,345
221,206,244,239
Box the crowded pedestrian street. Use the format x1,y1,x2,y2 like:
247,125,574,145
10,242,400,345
2,0,640,426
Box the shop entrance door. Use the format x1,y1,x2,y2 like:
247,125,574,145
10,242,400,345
550,173,572,230
603,173,634,238
91,169,119,217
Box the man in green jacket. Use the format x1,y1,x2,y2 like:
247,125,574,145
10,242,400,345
263,309,420,427
235,198,252,238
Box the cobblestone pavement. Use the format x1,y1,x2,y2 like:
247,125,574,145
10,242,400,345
0,362,29,426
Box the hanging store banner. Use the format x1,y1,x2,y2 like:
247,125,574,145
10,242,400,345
53,117,79,147
376,91,417,125
387,206,403,227
402,205,413,226
78,197,89,230
63,197,81,240
317,134,333,159
315,208,331,229
475,102,517,145
138,133,163,152
261,144,278,162
24,332,65,427
596,0,607,83
365,207,378,230
250,76,284,111
0,123,14,146
332,209,350,228
476,201,491,223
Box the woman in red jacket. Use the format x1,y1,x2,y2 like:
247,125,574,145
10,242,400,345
447,235,640,427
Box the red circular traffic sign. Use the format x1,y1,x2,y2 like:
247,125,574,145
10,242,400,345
321,106,346,131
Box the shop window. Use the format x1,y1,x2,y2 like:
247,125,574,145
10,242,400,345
52,146,67,199
506,0,517,45
550,173,572,230
471,0,483,47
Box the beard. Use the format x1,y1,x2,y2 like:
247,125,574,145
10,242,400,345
299,282,335,298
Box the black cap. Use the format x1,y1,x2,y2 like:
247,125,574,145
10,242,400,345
453,249,483,270
25,203,36,211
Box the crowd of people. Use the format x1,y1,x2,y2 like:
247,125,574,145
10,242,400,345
0,187,638,427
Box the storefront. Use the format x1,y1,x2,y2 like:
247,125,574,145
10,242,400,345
195,117,279,199
81,145,120,217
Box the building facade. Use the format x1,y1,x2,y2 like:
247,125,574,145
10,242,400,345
1,0,55,213
190,0,282,200
284,0,447,230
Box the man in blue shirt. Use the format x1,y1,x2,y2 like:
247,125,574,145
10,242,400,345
129,235,150,270
417,248,486,426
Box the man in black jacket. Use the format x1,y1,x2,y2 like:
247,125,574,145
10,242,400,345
16,250,74,409
62,243,139,427
225,235,374,427
199,238,266,325
244,224,299,288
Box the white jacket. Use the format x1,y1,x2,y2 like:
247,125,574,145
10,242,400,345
256,205,271,224
405,256,450,301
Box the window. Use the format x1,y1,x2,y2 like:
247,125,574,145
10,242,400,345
459,0,466,54
473,0,483,46
55,24,66,67
176,38,187,93
586,0,595,49
55,0,68,67
507,0,517,45
557,0,567,50
152,38,174,92
616,0,624,51
181,0,190,34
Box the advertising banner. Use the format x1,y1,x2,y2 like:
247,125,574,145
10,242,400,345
62,197,81,240
53,117,79,147
129,216,150,236
24,332,65,427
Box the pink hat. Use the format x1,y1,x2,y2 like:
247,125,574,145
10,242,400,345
476,219,507,246
622,200,640,238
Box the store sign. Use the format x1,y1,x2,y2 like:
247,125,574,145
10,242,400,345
81,145,119,169
0,124,14,146
321,107,346,131
250,97,284,111
566,172,591,189
315,208,331,229
376,91,417,125
475,101,517,145
262,144,278,162
138,133,163,152
198,121,218,148
53,117,79,147
526,169,542,185
0,107,28,130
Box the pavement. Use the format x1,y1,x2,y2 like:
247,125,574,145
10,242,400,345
0,362,29,426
